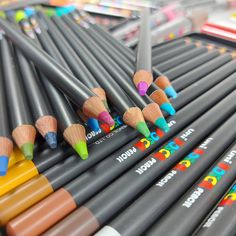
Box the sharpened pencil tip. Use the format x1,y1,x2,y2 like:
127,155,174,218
155,117,169,132
164,86,178,99
15,10,27,23
137,81,149,96
136,122,150,138
87,118,101,132
0,156,9,176
21,143,34,160
98,111,115,127
73,141,88,160
24,7,35,17
160,103,176,116
45,132,57,149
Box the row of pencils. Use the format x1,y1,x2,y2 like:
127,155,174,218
0,6,178,176
0,31,235,235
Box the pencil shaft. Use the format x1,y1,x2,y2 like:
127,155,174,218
0,18,93,106
0,44,10,137
1,36,32,127
136,8,152,71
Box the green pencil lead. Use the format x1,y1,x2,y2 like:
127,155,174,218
21,143,34,160
15,10,27,23
73,141,88,160
136,122,150,138
155,117,169,133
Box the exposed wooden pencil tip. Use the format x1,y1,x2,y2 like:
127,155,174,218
92,87,109,110
231,51,236,59
12,125,36,150
150,89,170,105
123,107,146,129
83,96,110,121
133,70,153,90
0,137,13,157
184,37,192,44
218,47,227,54
195,41,202,48
154,75,171,90
63,124,86,146
35,115,58,137
142,103,163,125
206,44,216,51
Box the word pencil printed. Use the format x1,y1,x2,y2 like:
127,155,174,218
0,36,13,176
195,182,236,236
1,59,233,231
40,85,236,236
96,113,236,236
146,141,236,236
0,17,114,126
0,115,123,197
133,8,153,96
1,35,36,160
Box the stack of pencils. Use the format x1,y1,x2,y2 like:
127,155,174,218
0,6,177,176
0,4,235,236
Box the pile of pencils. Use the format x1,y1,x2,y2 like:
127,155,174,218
0,6,177,176
0,4,236,236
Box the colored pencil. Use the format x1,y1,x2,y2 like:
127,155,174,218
133,8,153,96
33,21,88,159
72,15,177,100
59,14,174,125
14,11,58,149
7,74,235,235
0,35,36,160
96,114,236,236
0,113,123,197
49,14,162,135
0,35,13,176
146,141,236,236
156,46,217,72
37,11,109,111
41,90,236,236
162,48,224,80
152,42,200,65
152,38,190,55
0,17,114,126
0,65,224,228
72,17,175,115
25,11,101,133
172,56,236,91
195,181,236,236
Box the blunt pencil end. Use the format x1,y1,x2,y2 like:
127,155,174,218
0,11,6,19
155,117,169,133
165,86,178,99
160,103,176,116
136,122,150,138
15,10,27,23
87,118,101,132
24,7,35,17
98,111,115,127
45,132,57,149
73,141,88,160
0,156,9,176
137,81,149,96
21,143,34,160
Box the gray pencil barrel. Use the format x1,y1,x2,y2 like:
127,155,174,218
136,8,152,71
0,18,93,105
163,49,220,80
1,35,32,127
0,40,11,138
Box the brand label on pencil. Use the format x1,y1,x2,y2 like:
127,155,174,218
202,183,236,228
134,120,176,152
182,149,236,209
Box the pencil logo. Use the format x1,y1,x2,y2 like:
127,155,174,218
219,184,236,206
